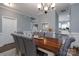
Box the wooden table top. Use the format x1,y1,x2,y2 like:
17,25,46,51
34,37,62,55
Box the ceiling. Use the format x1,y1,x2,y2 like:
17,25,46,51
0,3,73,18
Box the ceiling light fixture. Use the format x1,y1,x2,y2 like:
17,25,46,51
37,3,55,14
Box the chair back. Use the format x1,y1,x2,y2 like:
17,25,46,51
23,37,36,56
59,37,75,56
11,33,26,56
11,33,36,56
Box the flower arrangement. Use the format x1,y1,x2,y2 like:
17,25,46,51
48,28,52,32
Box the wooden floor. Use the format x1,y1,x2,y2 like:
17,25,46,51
0,43,16,53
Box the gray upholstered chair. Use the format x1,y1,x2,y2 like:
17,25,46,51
11,33,26,56
23,37,37,56
11,33,37,56
14,31,24,34
59,37,75,56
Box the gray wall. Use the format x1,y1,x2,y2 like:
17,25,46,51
71,3,79,32
0,14,2,32
0,6,32,32
55,11,59,38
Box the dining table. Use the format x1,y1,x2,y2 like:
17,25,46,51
33,37,62,55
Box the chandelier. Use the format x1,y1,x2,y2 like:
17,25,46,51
37,3,55,14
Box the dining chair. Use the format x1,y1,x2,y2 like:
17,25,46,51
23,37,37,56
11,33,37,56
59,37,75,56
11,33,26,56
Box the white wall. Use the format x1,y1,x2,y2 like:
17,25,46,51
0,5,32,55
0,7,32,32
0,6,32,46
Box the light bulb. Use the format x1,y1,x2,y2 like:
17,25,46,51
37,3,41,9
44,6,48,11
51,3,55,8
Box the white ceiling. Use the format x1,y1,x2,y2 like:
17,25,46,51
14,3,40,17
0,3,73,18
